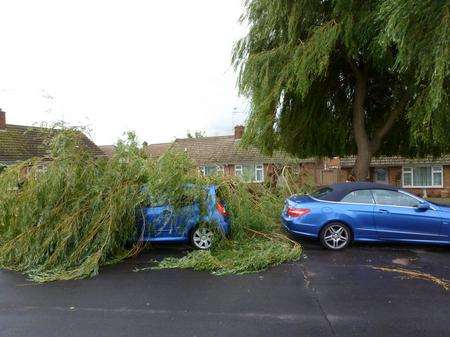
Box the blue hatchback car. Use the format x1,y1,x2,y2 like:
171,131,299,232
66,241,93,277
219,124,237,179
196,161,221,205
137,185,230,249
282,182,450,250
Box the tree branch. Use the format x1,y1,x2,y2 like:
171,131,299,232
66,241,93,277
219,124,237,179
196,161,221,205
370,95,409,153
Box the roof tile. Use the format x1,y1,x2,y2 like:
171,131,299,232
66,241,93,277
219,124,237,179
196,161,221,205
171,136,311,165
341,155,450,167
0,124,103,164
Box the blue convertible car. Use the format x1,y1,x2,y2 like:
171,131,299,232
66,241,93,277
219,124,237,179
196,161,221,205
137,185,230,249
282,182,450,250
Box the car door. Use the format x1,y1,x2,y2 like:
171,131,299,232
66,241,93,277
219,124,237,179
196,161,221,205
142,205,176,239
173,204,200,236
372,189,442,241
340,190,377,239
171,186,202,237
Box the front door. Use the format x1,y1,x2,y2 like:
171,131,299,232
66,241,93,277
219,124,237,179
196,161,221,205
374,168,389,185
372,189,442,241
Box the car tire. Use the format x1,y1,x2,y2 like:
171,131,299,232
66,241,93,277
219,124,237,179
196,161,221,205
320,222,351,251
190,226,214,250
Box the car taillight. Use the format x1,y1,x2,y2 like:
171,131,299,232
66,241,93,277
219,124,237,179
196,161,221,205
216,202,228,217
287,207,310,218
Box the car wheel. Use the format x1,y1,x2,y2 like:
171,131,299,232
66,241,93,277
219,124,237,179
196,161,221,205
320,222,351,250
191,226,214,250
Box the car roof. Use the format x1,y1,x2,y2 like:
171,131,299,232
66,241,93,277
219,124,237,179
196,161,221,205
317,182,399,202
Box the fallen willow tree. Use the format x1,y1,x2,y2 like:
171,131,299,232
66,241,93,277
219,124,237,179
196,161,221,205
0,129,310,282
156,178,304,275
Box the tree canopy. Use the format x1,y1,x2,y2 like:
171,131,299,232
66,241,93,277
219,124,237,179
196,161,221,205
233,0,449,179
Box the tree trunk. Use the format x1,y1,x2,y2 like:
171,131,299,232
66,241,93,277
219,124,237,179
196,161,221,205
348,58,408,181
351,64,371,181
353,149,372,181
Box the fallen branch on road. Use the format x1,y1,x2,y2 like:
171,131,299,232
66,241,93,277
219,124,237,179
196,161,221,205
370,266,449,291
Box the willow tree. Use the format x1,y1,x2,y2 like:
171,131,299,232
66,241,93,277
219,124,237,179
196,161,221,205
233,0,449,180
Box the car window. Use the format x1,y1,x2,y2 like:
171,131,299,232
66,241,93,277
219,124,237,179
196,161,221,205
311,187,333,200
341,190,374,204
371,190,420,207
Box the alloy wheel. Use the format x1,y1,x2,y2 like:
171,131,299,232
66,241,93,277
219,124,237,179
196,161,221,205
192,227,214,250
323,224,349,250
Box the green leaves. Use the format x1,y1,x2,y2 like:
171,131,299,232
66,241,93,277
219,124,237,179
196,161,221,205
0,131,147,282
292,21,340,98
233,0,450,159
156,176,306,275
0,130,305,281
379,0,450,147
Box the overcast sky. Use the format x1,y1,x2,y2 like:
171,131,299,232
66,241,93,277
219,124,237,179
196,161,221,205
0,0,248,145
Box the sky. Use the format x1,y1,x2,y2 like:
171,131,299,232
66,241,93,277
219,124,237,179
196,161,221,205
0,0,248,145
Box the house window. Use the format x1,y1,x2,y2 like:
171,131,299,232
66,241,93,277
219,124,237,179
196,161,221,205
235,164,253,182
200,165,224,176
402,166,443,188
255,164,264,182
235,165,243,178
235,164,264,183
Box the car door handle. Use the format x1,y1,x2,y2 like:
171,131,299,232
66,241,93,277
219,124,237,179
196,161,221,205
378,209,390,214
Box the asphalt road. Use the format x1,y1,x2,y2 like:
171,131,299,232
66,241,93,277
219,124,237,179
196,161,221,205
0,241,449,337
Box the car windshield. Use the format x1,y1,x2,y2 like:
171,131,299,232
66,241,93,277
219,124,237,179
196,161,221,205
310,186,333,200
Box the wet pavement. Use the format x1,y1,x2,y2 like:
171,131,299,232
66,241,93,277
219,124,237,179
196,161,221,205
0,241,449,337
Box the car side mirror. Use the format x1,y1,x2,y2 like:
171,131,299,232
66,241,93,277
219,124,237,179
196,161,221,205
416,202,431,211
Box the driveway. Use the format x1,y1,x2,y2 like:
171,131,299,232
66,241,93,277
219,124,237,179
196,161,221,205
0,242,448,337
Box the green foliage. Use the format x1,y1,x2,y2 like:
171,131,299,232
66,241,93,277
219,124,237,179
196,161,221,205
156,176,306,275
378,0,450,147
0,130,305,282
157,237,300,276
145,149,206,208
0,130,147,282
233,0,450,158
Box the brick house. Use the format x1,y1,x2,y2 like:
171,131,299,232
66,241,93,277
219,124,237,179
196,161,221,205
146,126,311,183
339,156,450,198
0,109,103,167
145,124,449,197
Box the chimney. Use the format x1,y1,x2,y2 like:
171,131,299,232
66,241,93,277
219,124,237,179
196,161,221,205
234,125,244,140
0,109,5,130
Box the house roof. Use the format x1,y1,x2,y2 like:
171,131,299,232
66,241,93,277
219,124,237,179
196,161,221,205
98,145,116,157
340,156,450,168
145,142,172,158
0,124,103,165
171,136,311,165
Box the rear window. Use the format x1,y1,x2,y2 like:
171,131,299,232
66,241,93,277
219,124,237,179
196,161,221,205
310,187,333,200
